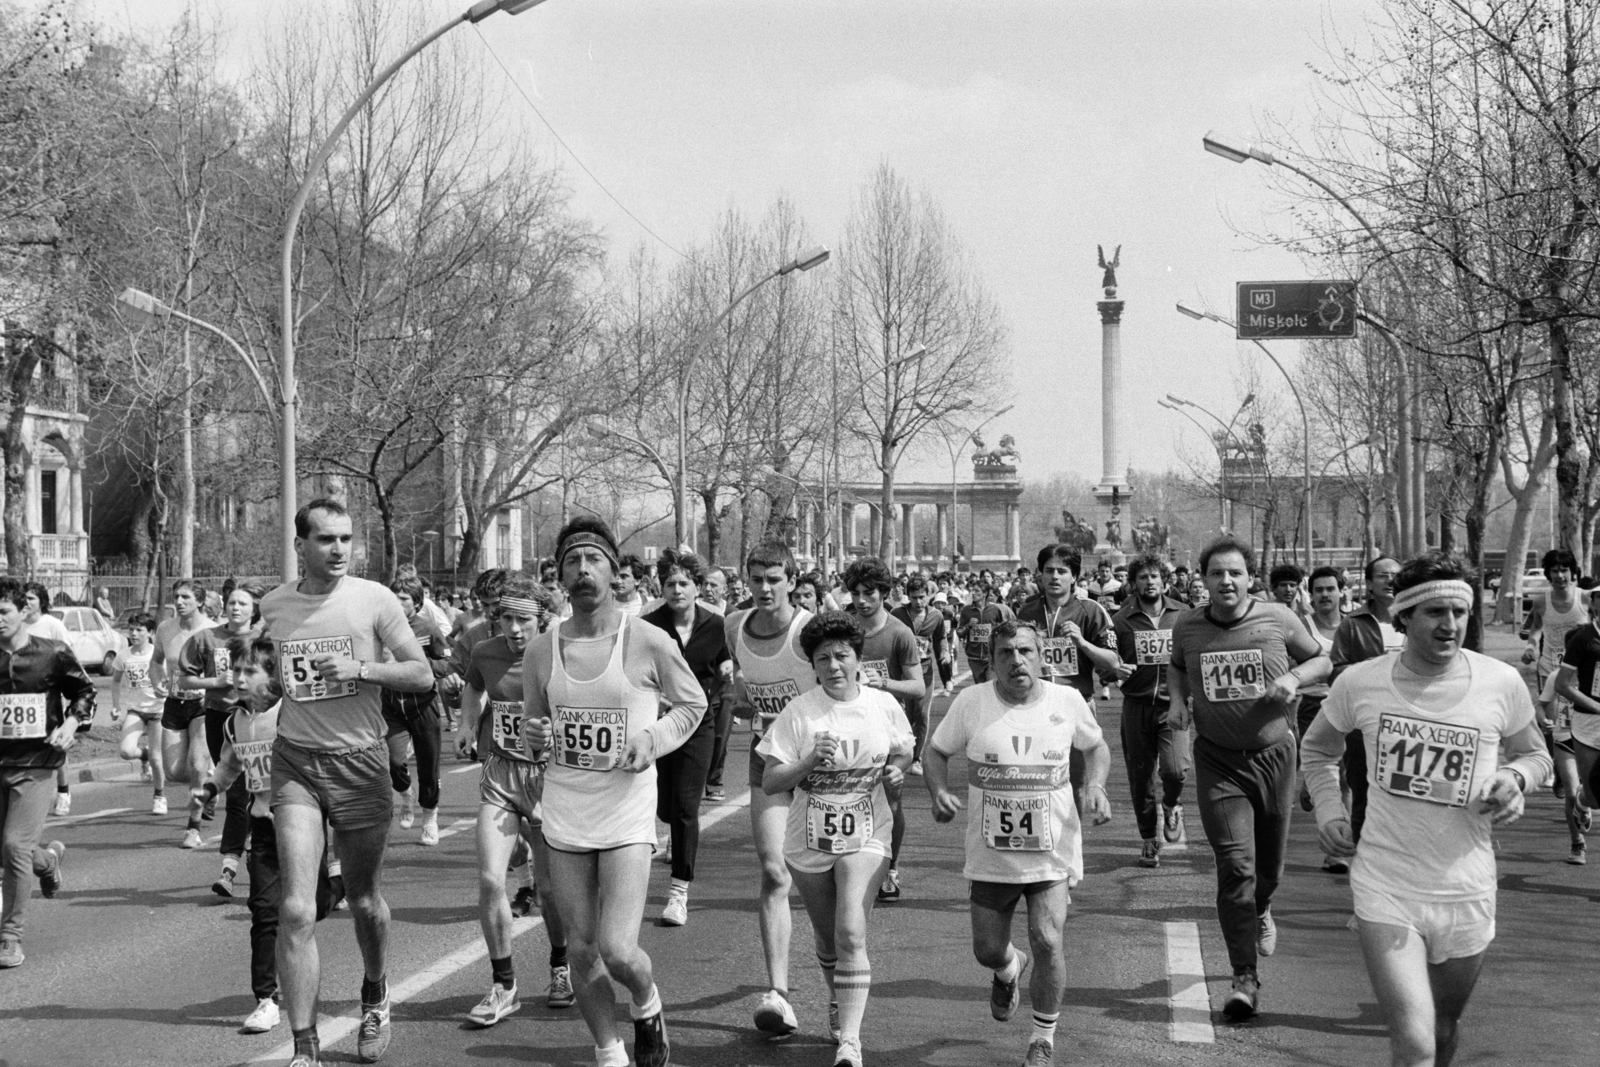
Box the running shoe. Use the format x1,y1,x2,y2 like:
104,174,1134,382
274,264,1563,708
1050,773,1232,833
990,951,1028,1022
467,983,521,1028
0,937,22,968
397,803,415,830
1581,809,1594,833
241,997,280,1033
509,886,538,917
1162,803,1186,844
182,828,204,850
1139,839,1160,868
213,868,237,898
1298,784,1313,812
660,892,688,927
52,791,71,817
754,988,798,1038
419,811,439,847
152,795,168,816
1321,855,1350,875
140,750,153,782
876,868,901,902
828,1001,841,1043
356,996,391,1062
633,1010,670,1067
201,793,217,821
704,786,726,803
1569,842,1587,866
1023,1038,1054,1066
1222,972,1259,1020
834,1036,863,1067
547,964,576,1009
38,841,65,898
1256,909,1277,957
288,1056,318,1067
909,759,924,776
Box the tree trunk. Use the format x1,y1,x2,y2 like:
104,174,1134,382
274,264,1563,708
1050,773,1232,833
178,316,195,578
877,438,895,560
373,486,397,583
3,339,42,574
700,488,722,565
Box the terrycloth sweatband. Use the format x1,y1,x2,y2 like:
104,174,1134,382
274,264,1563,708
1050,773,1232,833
498,596,545,617
557,531,619,570
1390,579,1473,617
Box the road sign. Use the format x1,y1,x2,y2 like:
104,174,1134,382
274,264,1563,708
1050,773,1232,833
1235,281,1358,339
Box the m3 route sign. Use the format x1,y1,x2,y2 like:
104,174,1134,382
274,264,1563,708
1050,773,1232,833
1236,281,1359,339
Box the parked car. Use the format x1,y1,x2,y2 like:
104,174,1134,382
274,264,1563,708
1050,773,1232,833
1520,569,1551,618
52,606,131,675
114,604,177,629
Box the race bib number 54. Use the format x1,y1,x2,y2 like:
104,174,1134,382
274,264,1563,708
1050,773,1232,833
1199,649,1266,702
280,636,358,703
0,693,47,739
1376,713,1480,807
554,705,627,771
982,792,1052,851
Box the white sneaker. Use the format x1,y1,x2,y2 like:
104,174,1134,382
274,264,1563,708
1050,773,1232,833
398,800,415,830
420,810,439,846
661,892,688,927
241,998,280,1033
467,982,521,1028
908,760,924,776
52,792,71,817
181,828,203,850
1257,909,1277,957
152,795,168,816
753,988,798,1039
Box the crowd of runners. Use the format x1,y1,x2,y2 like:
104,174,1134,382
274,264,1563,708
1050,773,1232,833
1,495,1591,1067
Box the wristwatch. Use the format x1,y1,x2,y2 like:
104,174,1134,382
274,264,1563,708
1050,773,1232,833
1507,768,1527,793
358,660,371,682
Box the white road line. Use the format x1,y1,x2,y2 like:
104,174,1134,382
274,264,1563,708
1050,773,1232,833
449,763,480,774
434,817,477,841
52,806,132,824
1164,920,1214,1044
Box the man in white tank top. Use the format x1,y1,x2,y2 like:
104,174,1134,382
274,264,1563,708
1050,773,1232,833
1521,548,1588,687
722,542,817,1040
523,518,706,1067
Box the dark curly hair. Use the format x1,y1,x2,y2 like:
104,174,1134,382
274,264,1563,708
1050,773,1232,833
800,610,865,661
843,557,894,597
656,549,707,588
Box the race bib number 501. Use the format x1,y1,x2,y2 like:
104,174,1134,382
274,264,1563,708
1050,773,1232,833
1199,649,1266,702
554,705,627,771
1041,637,1078,678
0,693,47,740
280,636,358,703
1375,713,1480,808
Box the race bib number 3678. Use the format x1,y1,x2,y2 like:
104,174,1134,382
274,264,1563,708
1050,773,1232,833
280,636,358,703
1134,629,1173,665
1199,649,1266,702
1375,713,1480,808
0,693,47,739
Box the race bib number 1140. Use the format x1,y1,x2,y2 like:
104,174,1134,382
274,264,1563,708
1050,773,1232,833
1199,649,1266,702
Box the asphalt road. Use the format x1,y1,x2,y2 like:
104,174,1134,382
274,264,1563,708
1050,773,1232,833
3,639,1599,1066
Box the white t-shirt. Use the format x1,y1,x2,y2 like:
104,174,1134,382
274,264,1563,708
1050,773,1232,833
930,681,1104,885
28,613,73,646
1320,650,1535,902
755,685,913,874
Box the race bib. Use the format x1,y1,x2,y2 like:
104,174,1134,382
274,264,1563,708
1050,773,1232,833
968,623,993,656
1375,713,1480,808
212,647,232,678
861,659,890,685
981,791,1053,851
124,663,152,690
233,737,272,794
490,700,523,751
280,636,359,703
1135,629,1173,665
0,693,47,740
806,794,873,854
554,705,627,771
747,678,801,732
1200,649,1266,702
1041,637,1078,678
1591,669,1600,701
915,636,933,662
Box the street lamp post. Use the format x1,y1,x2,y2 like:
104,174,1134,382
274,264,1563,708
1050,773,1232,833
1159,395,1250,533
279,0,549,584
116,288,278,417
921,402,1013,572
1177,301,1315,569
1203,129,1424,555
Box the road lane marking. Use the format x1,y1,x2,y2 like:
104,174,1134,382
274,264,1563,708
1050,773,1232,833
52,806,132,824
449,763,480,774
1164,920,1214,1043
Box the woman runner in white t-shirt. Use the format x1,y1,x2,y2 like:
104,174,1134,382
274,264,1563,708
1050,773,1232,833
758,611,914,1067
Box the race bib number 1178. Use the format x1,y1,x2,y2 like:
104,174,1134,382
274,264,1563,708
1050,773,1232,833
1375,713,1479,808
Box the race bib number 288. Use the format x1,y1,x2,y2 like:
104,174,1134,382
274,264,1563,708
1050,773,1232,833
280,636,358,703
0,693,47,739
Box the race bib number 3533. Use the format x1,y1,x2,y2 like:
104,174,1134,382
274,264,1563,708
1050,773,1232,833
0,693,48,739
1199,649,1266,703
280,636,358,703
554,705,627,771
1375,713,1480,808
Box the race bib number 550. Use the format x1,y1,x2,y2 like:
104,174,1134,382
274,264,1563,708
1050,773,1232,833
554,705,627,771
1199,649,1266,702
0,693,47,739
1376,713,1480,808
280,636,358,703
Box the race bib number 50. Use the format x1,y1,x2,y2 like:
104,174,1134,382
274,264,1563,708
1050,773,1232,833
806,794,873,854
1199,649,1266,702
0,693,47,739
1376,713,1480,808
280,636,358,703
554,705,627,771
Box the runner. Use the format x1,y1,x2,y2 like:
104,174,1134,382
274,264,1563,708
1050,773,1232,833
1297,566,1348,872
181,580,267,895
1330,556,1406,849
1302,552,1550,1067
1167,536,1330,1020
521,516,707,1067
1554,579,1600,864
0,577,96,969
842,558,924,904
614,554,649,617
925,619,1112,1067
1536,650,1590,865
458,575,573,1024
383,576,454,845
959,584,1014,685
793,572,826,615
155,580,217,847
1522,549,1587,793
113,611,168,813
22,584,76,816
1269,564,1305,615
641,550,730,927
1109,552,1189,868
757,610,915,1067
890,574,947,774
724,540,817,1039
261,499,435,1067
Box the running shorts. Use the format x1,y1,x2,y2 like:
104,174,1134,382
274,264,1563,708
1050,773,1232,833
969,877,1070,914
480,750,544,826
1572,710,1600,750
1352,885,1495,965
270,737,392,831
160,695,205,731
122,704,163,724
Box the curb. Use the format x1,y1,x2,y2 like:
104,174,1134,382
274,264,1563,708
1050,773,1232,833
67,757,141,785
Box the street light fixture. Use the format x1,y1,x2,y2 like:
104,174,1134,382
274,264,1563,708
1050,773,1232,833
278,0,550,583
917,401,1013,570
116,287,278,418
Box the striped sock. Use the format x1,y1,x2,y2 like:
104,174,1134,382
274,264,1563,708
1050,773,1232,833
816,952,838,999
834,965,871,1044
1031,1010,1058,1045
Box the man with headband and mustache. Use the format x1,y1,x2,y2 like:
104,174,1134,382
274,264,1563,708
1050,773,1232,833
1302,552,1550,1067
522,517,707,1067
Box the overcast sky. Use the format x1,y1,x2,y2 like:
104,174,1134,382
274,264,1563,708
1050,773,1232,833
88,0,1385,487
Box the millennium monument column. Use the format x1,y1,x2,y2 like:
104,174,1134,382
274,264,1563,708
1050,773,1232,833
1092,244,1131,564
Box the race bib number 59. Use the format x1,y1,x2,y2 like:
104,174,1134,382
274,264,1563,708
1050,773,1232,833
0,693,47,739
554,705,627,771
1376,713,1480,807
280,636,358,703
1199,649,1266,702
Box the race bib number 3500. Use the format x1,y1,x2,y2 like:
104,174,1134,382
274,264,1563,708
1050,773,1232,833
490,700,523,751
1375,713,1480,808
0,693,48,739
554,705,627,771
280,637,358,703
1134,629,1173,665
1041,637,1078,678
1199,649,1266,703
982,792,1052,851
747,678,801,731
806,794,873,854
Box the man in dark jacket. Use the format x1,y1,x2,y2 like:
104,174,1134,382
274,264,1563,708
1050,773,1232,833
1326,555,1404,845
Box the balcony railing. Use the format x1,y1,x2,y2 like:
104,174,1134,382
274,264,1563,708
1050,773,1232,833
27,376,79,415
34,533,87,565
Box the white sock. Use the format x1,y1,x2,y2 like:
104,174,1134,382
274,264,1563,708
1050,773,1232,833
629,983,662,1020
511,862,534,889
594,1041,628,1067
1031,1011,1058,1044
669,878,689,897
835,964,870,1044
997,945,1022,982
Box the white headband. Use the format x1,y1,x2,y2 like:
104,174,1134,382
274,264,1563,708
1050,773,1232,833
498,595,545,617
1390,579,1473,617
